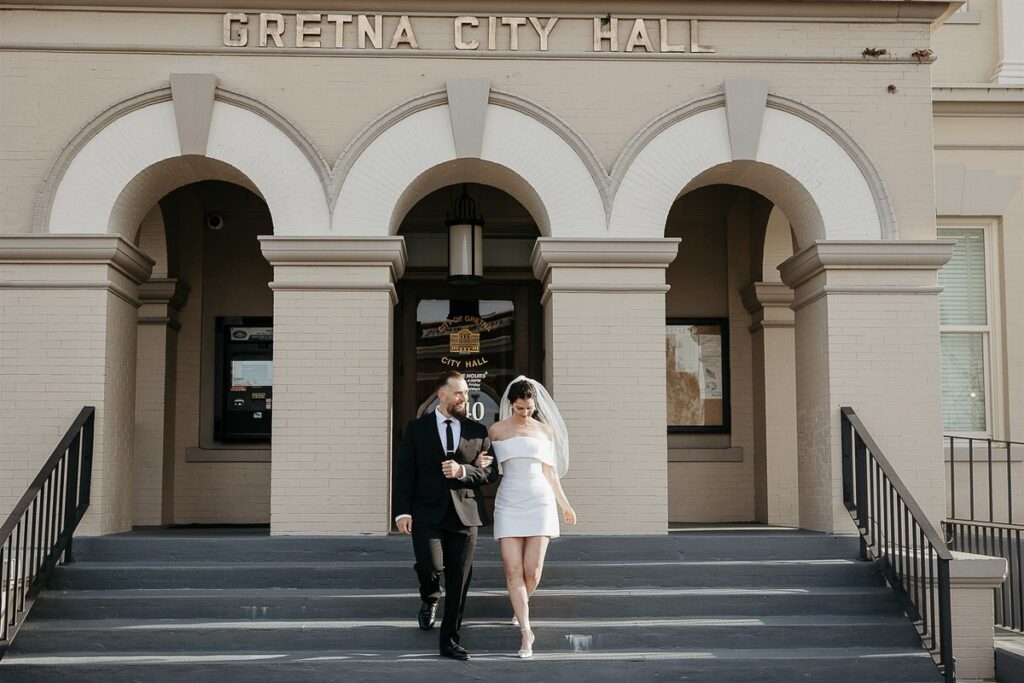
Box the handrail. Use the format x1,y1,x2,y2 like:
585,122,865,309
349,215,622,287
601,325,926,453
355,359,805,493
840,406,955,683
946,434,1024,524
0,406,94,657
943,519,1023,632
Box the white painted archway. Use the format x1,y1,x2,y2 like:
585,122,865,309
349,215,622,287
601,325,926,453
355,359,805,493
44,91,331,237
608,92,895,246
331,90,607,238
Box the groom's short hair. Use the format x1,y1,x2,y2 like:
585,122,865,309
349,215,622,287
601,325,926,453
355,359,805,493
436,370,465,390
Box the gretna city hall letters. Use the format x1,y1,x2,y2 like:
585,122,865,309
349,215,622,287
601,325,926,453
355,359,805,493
222,13,716,53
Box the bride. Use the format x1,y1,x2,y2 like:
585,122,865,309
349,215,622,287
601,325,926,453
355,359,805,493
486,376,576,658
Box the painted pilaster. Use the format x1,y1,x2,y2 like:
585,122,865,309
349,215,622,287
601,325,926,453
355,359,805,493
133,278,189,526
779,241,954,532
260,236,406,535
993,0,1024,84
532,238,679,534
0,235,153,535
742,282,799,527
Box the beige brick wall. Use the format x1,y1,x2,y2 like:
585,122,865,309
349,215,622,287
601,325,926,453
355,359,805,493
261,237,404,535
0,236,152,535
1,9,938,243
535,239,678,534
781,243,954,532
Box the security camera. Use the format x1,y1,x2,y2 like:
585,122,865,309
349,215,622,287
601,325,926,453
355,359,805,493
205,212,225,230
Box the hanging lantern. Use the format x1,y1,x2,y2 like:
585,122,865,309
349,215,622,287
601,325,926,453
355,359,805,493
446,184,485,284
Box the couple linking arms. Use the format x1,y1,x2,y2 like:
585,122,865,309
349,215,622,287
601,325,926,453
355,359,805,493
393,370,576,660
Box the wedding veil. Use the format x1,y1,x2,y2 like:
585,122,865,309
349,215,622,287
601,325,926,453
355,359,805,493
498,375,569,478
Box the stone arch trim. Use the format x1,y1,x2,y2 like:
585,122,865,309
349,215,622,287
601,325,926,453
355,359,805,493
607,93,896,243
330,89,608,238
38,86,331,237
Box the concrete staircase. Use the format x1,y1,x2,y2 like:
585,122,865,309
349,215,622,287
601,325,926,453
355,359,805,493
0,528,943,682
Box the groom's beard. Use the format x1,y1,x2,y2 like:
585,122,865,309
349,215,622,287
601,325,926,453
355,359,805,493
447,401,468,418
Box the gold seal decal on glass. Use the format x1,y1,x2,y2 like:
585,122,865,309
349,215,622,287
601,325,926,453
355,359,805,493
450,329,481,354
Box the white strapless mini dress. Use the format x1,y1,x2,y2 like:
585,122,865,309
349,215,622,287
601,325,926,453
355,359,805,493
492,436,560,540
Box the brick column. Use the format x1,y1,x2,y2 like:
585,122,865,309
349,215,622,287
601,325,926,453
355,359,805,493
260,236,406,535
742,282,799,527
947,552,1008,680
531,238,680,535
778,241,954,532
0,235,153,535
133,278,189,526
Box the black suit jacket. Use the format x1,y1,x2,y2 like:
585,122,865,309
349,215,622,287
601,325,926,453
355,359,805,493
393,412,497,527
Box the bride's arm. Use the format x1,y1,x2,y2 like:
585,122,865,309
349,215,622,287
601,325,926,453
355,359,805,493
543,465,576,524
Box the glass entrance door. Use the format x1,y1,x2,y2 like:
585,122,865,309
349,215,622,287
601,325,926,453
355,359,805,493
394,281,542,523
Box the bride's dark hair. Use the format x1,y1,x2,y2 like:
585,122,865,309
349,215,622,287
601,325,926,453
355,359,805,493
507,379,544,421
507,380,535,403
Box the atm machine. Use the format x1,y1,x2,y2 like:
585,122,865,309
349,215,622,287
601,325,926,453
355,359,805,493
214,316,272,442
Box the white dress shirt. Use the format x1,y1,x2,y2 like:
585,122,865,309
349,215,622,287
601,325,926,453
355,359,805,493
394,408,468,523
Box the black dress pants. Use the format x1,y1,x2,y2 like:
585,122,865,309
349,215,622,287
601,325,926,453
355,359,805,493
411,505,478,648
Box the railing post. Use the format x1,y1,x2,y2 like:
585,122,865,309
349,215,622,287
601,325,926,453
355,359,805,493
842,410,853,509
62,433,81,564
938,558,956,683
949,436,956,519
855,435,869,562
78,415,94,519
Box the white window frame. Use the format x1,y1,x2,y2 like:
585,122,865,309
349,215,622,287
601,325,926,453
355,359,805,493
938,218,1004,439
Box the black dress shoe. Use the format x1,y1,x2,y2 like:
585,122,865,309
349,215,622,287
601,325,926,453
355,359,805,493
440,643,471,660
418,601,438,630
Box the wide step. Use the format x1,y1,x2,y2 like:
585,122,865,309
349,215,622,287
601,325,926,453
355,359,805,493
0,531,943,682
0,648,942,683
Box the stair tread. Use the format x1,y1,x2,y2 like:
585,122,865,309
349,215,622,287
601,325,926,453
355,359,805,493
0,645,936,663
39,585,892,599
55,558,865,569
17,614,917,630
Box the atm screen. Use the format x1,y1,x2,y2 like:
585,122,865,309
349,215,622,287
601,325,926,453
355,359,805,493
232,360,272,387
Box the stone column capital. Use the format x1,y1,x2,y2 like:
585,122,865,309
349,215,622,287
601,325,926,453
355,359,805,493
530,238,680,304
741,282,795,313
741,282,795,331
259,236,407,305
0,233,155,306
949,550,1009,588
138,278,191,329
530,237,681,280
777,240,955,311
0,233,155,282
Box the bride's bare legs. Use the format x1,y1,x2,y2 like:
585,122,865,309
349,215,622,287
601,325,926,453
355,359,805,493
499,537,533,653
523,536,550,598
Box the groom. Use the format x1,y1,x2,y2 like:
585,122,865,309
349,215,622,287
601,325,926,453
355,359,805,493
393,370,497,660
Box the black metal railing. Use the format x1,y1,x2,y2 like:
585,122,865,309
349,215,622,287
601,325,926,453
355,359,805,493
1,407,94,656
841,407,955,683
944,519,1021,631
946,435,1024,525
944,435,1024,632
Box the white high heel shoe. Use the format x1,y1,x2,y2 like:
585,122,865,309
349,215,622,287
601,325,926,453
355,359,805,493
517,627,534,659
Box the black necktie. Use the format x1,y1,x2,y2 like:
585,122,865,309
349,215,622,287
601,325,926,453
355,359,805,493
444,419,454,454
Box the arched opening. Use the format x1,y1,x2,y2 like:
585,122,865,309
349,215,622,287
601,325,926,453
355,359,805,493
132,179,273,527
664,183,798,527
393,181,543,523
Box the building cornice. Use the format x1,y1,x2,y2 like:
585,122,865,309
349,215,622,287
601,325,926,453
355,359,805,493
932,85,1024,116
0,1,958,24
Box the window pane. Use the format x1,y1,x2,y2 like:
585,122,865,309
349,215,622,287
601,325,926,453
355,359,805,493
938,228,987,325
941,332,987,432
